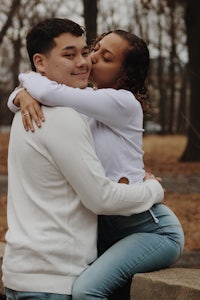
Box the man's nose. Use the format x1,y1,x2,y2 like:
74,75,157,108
76,54,88,66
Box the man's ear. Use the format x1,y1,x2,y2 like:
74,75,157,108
33,53,46,74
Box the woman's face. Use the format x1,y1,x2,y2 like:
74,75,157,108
89,33,129,89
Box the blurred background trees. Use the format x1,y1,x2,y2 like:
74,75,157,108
0,0,199,161
180,0,200,161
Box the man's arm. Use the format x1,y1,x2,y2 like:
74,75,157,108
47,107,164,215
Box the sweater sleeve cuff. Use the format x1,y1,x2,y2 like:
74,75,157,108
145,179,164,205
7,88,24,113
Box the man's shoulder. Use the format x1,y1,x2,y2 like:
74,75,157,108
42,106,92,147
43,106,88,131
43,106,83,120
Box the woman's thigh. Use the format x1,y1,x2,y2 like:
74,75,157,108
98,204,184,254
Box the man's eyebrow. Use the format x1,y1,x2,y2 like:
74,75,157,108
61,46,76,51
61,45,89,51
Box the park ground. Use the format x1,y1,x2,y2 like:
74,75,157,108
0,133,200,251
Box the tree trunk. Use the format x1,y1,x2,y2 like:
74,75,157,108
0,0,21,45
83,0,98,45
177,65,188,133
168,3,176,134
157,1,166,134
180,0,200,161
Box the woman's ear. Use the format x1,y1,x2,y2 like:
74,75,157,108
33,53,46,75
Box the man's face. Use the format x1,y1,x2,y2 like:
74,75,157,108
35,33,91,89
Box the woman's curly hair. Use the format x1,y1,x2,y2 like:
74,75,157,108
91,30,150,114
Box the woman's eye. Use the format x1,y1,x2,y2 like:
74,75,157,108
103,57,111,62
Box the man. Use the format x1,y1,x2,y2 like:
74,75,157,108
2,18,163,299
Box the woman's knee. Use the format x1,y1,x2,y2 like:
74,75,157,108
72,275,108,300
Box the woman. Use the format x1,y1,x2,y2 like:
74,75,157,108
8,30,184,300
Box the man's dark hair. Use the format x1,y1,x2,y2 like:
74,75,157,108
26,18,85,71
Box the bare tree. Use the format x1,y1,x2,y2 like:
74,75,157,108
82,0,98,44
141,0,186,134
157,1,167,133
180,0,200,161
0,0,21,46
168,1,177,133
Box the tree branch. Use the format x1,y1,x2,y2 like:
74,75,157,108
0,0,21,45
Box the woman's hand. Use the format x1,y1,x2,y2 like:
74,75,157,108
144,172,166,193
15,90,45,132
144,172,161,182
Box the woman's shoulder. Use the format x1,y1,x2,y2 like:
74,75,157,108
117,89,141,108
97,88,135,101
94,88,141,114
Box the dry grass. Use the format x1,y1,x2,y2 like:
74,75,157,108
143,134,200,174
0,133,9,174
0,133,200,250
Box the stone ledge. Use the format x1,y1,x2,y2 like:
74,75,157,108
131,268,200,300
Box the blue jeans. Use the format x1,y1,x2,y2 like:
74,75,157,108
5,288,72,300
72,204,184,300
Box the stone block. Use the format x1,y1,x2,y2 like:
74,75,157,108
131,268,200,300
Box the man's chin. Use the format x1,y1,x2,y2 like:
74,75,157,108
75,79,89,89
65,78,88,89
79,83,88,89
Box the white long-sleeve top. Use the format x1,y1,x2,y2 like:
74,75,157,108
3,106,163,294
9,71,145,184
